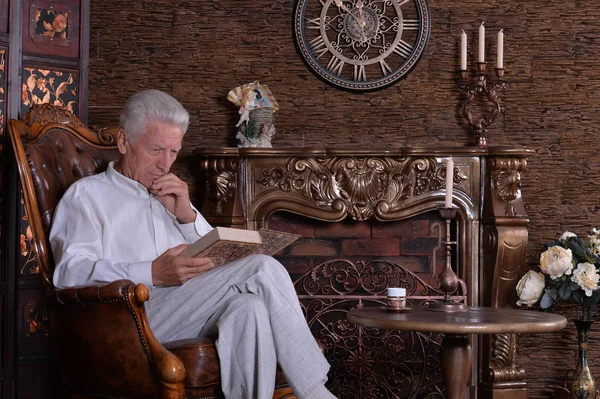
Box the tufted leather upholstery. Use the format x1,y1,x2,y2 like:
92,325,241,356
8,104,297,399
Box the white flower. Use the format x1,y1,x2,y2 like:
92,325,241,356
559,231,577,243
571,262,600,296
588,229,600,256
589,237,600,256
516,270,546,306
540,246,574,280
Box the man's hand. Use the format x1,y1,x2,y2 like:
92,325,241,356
150,173,197,224
152,244,215,286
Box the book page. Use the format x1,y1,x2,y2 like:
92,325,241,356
197,240,262,266
255,229,301,256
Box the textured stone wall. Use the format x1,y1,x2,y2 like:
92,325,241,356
88,0,600,396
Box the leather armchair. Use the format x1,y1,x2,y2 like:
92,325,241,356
8,104,296,399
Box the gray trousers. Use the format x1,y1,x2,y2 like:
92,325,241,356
145,254,330,399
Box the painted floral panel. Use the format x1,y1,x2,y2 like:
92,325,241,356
20,66,77,275
21,67,78,117
34,8,69,38
19,198,39,276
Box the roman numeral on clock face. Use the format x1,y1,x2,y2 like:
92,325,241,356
403,19,420,30
380,60,394,76
327,56,345,76
354,64,367,81
309,35,329,59
393,39,414,59
306,17,321,29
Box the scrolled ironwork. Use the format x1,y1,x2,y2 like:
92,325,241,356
294,259,466,398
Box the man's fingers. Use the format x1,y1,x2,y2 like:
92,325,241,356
169,244,189,256
152,173,186,188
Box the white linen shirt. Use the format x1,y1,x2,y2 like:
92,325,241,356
50,162,213,289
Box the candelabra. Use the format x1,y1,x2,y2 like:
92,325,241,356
427,206,467,312
458,62,506,146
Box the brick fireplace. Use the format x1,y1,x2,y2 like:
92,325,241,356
197,147,532,399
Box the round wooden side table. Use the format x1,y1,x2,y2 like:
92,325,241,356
347,306,567,399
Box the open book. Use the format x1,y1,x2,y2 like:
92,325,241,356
180,227,301,266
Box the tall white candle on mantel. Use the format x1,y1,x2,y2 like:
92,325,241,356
460,30,467,70
478,22,485,63
445,159,454,208
497,29,504,68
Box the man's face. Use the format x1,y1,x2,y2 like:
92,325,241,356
117,120,184,189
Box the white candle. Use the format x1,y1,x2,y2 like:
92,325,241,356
478,22,485,63
460,30,467,70
497,29,504,68
387,287,406,297
445,159,454,208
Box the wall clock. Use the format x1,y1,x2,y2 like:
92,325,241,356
293,0,431,91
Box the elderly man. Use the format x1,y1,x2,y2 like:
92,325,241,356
50,89,335,399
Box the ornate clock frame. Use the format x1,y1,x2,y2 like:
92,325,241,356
293,0,431,91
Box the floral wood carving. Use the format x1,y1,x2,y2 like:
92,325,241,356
487,333,525,382
294,259,466,398
490,158,527,217
204,158,238,215
259,157,467,221
22,102,82,128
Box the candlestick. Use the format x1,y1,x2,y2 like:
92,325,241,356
478,22,485,63
497,29,504,69
457,25,506,146
460,30,467,70
427,207,467,312
445,159,454,208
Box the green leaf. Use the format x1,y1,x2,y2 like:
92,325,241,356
540,292,554,309
558,283,572,301
572,290,584,302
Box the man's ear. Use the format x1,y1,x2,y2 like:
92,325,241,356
117,129,128,155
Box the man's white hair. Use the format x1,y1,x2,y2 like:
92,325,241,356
119,89,189,142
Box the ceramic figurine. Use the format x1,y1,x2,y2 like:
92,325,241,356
227,81,278,148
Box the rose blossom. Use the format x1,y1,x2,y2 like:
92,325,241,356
516,270,546,306
559,231,577,243
540,246,573,280
571,262,600,296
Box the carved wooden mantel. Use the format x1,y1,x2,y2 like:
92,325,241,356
196,146,533,399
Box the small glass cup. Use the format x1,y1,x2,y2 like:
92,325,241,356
387,287,407,309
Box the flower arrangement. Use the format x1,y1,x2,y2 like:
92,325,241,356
516,229,600,320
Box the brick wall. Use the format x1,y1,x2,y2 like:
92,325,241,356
269,212,445,287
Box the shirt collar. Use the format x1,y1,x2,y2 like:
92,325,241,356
106,161,151,197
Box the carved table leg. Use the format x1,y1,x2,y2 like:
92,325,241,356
440,334,472,399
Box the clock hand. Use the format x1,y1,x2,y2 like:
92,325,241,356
355,1,368,42
333,0,350,13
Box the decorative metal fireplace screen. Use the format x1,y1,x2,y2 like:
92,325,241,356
294,258,466,398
